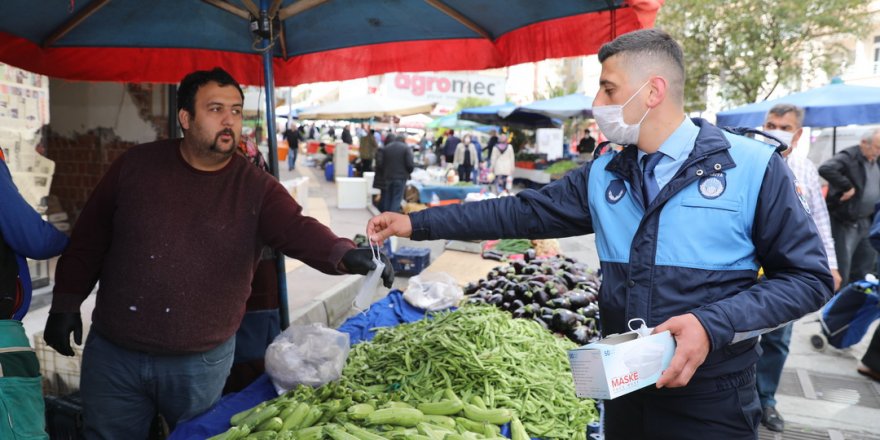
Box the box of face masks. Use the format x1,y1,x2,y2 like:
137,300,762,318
567,327,676,399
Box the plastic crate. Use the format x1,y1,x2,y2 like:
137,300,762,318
34,330,85,397
392,246,431,276
45,393,84,439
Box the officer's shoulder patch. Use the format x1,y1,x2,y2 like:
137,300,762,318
793,178,811,214
606,178,627,204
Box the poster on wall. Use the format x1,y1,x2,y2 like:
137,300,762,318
0,62,52,208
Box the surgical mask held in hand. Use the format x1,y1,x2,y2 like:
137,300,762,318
353,239,386,312
592,80,651,146
568,316,676,399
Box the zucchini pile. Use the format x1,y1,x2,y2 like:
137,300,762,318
463,255,601,345
211,384,526,440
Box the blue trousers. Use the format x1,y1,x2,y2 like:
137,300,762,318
756,323,792,408
80,331,235,439
384,179,406,213
603,367,760,440
287,143,298,171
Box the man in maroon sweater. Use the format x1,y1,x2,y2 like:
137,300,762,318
43,68,393,439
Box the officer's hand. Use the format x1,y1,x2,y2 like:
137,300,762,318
840,188,856,201
832,269,842,291
341,248,395,288
653,313,710,388
367,213,412,244
44,312,83,357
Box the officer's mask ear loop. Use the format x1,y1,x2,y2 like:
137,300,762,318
628,318,653,338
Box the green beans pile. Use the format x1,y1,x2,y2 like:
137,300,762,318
342,306,597,439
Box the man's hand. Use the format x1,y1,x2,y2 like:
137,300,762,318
653,313,710,388
44,312,83,357
832,268,842,291
367,213,413,244
840,188,856,202
341,248,395,288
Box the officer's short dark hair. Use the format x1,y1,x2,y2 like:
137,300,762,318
598,29,685,102
766,104,805,128
177,67,244,118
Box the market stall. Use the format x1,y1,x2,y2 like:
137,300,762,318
171,250,602,440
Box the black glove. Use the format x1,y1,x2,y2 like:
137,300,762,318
44,312,83,357
342,248,395,288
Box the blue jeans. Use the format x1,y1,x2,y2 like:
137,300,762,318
80,332,235,439
287,143,298,170
384,179,406,213
756,323,792,408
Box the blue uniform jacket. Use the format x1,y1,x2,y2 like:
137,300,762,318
0,157,68,319
410,119,833,379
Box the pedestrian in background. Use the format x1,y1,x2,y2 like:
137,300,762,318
443,129,461,165
819,128,880,285
376,134,413,213
490,134,514,193
283,122,300,171
454,134,478,183
755,104,841,433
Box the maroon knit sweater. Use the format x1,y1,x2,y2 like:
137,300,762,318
51,139,355,354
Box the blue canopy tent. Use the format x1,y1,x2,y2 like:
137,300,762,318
715,82,880,154
459,102,562,129
500,93,594,120
427,114,486,130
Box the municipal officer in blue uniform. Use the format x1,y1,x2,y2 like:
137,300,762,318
367,29,832,439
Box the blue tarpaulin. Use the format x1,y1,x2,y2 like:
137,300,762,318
500,93,594,120
459,103,562,129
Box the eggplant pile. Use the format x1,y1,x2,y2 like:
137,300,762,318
463,254,602,345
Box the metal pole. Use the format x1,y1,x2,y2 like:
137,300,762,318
259,0,289,329
167,84,178,139
832,126,838,155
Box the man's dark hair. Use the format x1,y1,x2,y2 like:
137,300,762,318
598,29,685,102
766,104,805,128
177,67,244,118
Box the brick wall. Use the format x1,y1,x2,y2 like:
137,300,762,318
45,127,136,220
45,83,166,222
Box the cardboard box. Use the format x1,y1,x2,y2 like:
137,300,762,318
568,330,676,399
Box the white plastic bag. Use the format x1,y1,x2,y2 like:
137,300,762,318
353,240,386,312
264,323,350,394
404,271,462,311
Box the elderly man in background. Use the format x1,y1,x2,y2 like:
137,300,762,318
819,128,880,286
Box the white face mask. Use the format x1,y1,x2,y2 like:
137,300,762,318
593,80,651,146
764,129,795,150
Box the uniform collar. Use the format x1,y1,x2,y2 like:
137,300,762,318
637,117,699,164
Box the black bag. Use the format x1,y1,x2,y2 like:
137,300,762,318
45,393,84,440
0,231,19,319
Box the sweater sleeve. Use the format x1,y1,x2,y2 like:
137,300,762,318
51,155,122,313
0,160,68,259
258,180,355,275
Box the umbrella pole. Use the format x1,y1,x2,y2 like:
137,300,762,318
833,127,838,155
258,0,289,329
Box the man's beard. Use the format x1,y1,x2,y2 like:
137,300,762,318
208,128,237,157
